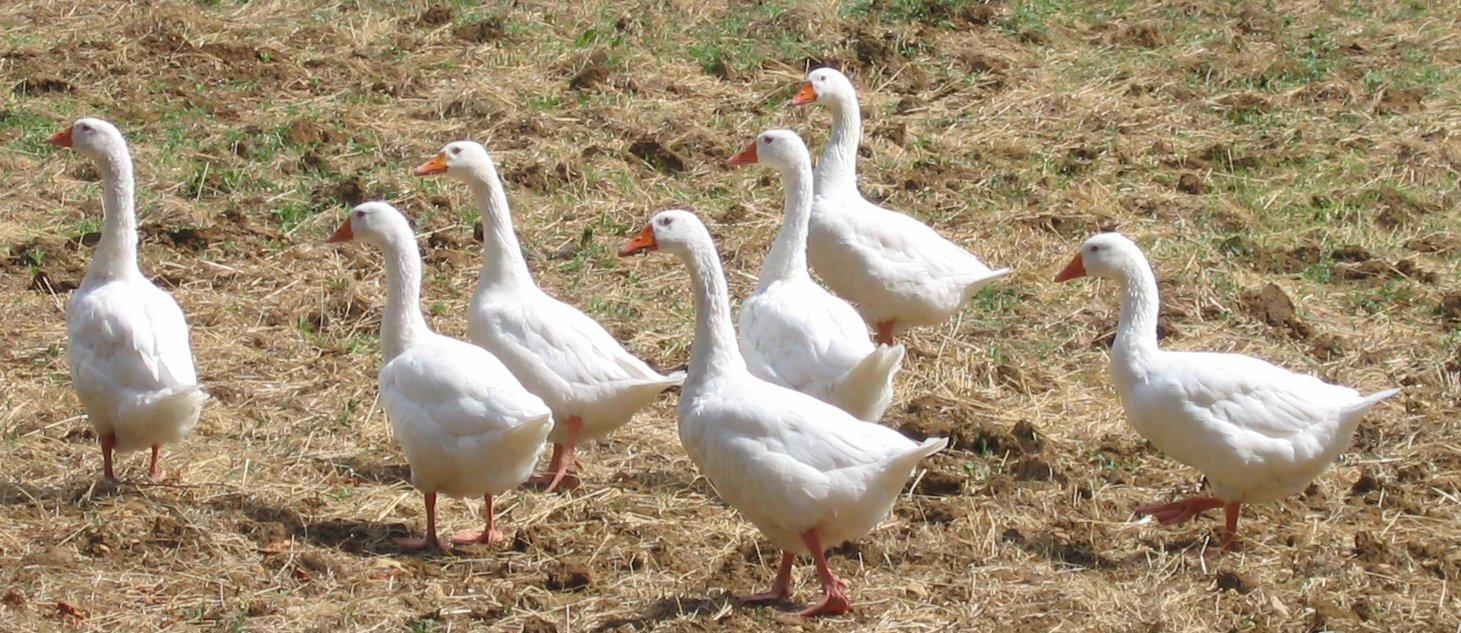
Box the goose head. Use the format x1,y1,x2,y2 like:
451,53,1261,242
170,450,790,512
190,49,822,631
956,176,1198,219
415,140,494,179
618,209,707,259
727,129,810,171
47,117,126,160
792,67,855,106
1055,232,1144,282
326,201,413,247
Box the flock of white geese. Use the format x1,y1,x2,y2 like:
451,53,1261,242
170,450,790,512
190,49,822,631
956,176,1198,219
45,67,1399,617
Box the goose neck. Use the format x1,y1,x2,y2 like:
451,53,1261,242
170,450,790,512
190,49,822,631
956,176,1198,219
379,230,431,362
684,241,746,388
465,164,534,292
85,146,141,282
814,96,861,194
756,159,814,288
1111,262,1161,372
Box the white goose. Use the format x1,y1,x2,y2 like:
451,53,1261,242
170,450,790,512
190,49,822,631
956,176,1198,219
728,129,903,421
1056,233,1401,550
619,209,947,616
416,142,681,492
793,67,1010,345
49,118,207,482
327,202,552,551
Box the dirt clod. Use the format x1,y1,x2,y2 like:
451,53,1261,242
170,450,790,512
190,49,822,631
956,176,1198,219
1245,283,1311,339
1214,570,1253,593
627,138,686,173
915,470,964,496
544,560,592,592
1176,172,1205,194
1012,458,1061,482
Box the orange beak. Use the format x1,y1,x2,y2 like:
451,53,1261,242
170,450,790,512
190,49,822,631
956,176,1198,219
47,127,74,147
414,152,448,176
727,141,758,166
1054,253,1086,282
325,218,354,243
618,224,657,257
790,82,817,106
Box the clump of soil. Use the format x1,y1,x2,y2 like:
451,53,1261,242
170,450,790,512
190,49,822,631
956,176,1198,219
1243,283,1311,339
504,160,577,195
568,49,623,92
12,76,72,95
414,5,453,27
893,395,1026,455
914,470,964,496
1214,570,1253,593
1437,293,1461,324
1376,87,1423,114
1175,172,1206,194
626,138,686,173
5,236,85,293
455,18,504,43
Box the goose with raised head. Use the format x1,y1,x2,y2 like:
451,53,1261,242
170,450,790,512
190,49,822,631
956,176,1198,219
1055,232,1400,550
416,142,682,492
792,67,1010,345
48,118,208,483
619,209,947,616
728,129,903,421
326,202,552,551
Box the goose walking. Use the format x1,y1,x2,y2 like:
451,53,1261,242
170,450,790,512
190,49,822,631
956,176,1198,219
1055,232,1400,550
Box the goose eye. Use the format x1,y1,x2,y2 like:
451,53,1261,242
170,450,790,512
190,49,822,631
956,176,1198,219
659,217,673,227
763,137,773,144
79,124,91,132
355,211,366,218
449,147,461,155
1090,245,1101,253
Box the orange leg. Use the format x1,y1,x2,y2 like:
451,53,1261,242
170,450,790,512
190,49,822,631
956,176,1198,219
529,416,583,492
875,321,896,346
1137,496,1243,550
394,491,445,551
739,551,795,604
451,494,505,545
797,529,851,617
1220,501,1241,551
147,444,168,483
100,432,117,481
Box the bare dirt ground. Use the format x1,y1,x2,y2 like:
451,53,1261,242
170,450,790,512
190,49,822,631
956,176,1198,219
1,0,1458,630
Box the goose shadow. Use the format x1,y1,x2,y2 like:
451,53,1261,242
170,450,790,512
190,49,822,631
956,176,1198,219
591,593,749,631
325,455,413,486
0,478,136,506
1002,527,1121,569
214,493,414,557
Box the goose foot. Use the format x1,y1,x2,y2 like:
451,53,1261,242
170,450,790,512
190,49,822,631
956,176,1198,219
395,492,446,551
1136,496,1224,525
452,495,504,545
798,529,852,617
798,586,851,618
738,551,794,605
1138,496,1242,551
451,528,503,545
529,417,583,492
875,321,896,346
101,433,117,481
146,445,168,483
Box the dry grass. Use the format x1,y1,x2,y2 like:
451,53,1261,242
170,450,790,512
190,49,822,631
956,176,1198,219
1,0,1458,630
